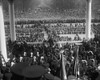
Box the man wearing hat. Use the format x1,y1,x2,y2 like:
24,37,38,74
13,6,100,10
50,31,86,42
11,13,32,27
4,69,12,80
22,64,61,80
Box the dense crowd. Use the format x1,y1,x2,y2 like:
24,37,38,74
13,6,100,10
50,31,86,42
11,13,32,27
4,8,87,20
4,6,100,20
5,21,100,43
4,22,88,42
2,1,100,80
0,34,99,80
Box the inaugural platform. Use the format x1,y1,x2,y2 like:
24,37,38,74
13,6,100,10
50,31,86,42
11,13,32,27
0,0,100,80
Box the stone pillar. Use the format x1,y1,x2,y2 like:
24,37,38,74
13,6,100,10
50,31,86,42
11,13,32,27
8,0,16,41
0,0,8,62
86,0,92,40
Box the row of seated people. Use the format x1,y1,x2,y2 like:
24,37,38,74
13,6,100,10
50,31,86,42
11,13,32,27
4,22,99,32
15,35,81,42
15,27,85,35
5,22,85,30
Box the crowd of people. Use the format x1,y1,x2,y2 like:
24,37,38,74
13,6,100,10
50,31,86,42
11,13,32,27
2,1,100,80
4,21,88,42
0,34,99,80
4,6,100,20
2,15,100,80
4,19,100,43
4,8,87,20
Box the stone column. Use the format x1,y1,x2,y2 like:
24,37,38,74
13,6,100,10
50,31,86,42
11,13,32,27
0,0,8,62
8,0,16,41
86,0,92,40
